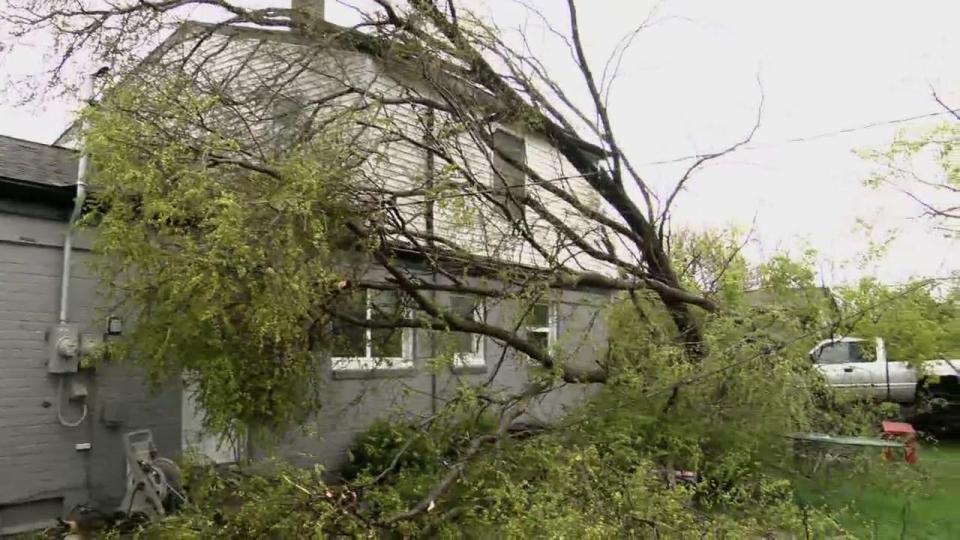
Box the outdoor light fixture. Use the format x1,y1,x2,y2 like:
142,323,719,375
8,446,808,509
106,316,123,336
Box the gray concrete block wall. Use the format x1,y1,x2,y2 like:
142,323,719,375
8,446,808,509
87,366,181,508
280,369,435,469
0,209,181,534
278,271,612,473
0,235,91,530
476,289,609,425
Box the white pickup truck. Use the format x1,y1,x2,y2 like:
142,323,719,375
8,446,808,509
810,337,960,405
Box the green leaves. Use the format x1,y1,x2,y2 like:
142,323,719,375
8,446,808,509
83,78,366,439
838,277,960,364
862,117,959,235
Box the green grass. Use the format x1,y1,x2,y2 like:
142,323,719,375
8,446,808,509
794,441,960,539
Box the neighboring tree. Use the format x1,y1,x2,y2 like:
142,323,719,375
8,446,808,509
864,90,959,236
836,277,960,364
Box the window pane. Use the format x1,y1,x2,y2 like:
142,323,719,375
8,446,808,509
450,295,479,354
454,332,475,354
369,290,399,319
271,95,307,149
493,130,525,181
371,328,403,358
527,303,550,327
333,327,366,358
492,129,526,218
528,329,549,352
331,292,366,357
849,342,874,363
451,295,479,320
368,290,404,358
814,342,851,365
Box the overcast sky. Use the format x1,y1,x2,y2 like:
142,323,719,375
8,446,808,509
1,0,957,285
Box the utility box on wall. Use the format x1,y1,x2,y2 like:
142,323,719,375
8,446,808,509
47,324,79,373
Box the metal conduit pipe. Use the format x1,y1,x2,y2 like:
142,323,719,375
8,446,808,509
55,67,107,428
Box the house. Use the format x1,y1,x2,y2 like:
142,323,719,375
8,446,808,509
102,3,616,463
0,2,616,532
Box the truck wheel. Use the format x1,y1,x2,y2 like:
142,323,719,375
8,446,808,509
913,381,952,434
898,401,916,421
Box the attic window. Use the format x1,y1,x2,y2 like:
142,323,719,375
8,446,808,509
270,94,308,149
492,129,526,219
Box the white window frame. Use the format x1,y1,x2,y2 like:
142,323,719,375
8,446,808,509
450,295,486,368
525,302,558,353
331,290,413,372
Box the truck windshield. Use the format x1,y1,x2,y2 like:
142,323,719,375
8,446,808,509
814,341,870,364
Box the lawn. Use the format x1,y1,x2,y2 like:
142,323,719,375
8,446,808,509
794,439,960,539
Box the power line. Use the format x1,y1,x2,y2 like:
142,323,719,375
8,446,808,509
373,110,951,210
636,110,951,167
380,172,593,209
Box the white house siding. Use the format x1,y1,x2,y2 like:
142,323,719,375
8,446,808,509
428,126,614,274
177,27,615,276
525,132,613,274
358,75,430,233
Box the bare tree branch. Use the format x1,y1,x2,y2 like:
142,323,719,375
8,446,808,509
932,86,960,122
658,79,764,237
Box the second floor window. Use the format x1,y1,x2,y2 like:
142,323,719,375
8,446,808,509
269,94,309,150
492,129,526,219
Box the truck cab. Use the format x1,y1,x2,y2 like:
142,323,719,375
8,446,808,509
810,337,917,403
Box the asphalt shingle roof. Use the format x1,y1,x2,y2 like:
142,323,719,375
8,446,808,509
0,135,77,188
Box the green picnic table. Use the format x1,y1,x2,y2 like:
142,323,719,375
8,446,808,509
787,432,904,480
787,432,904,448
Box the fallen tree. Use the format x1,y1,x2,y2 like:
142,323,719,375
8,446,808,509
2,0,932,535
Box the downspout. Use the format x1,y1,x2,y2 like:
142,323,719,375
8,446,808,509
59,71,101,324
424,109,438,416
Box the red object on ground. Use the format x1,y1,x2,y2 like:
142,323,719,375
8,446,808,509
881,420,918,464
